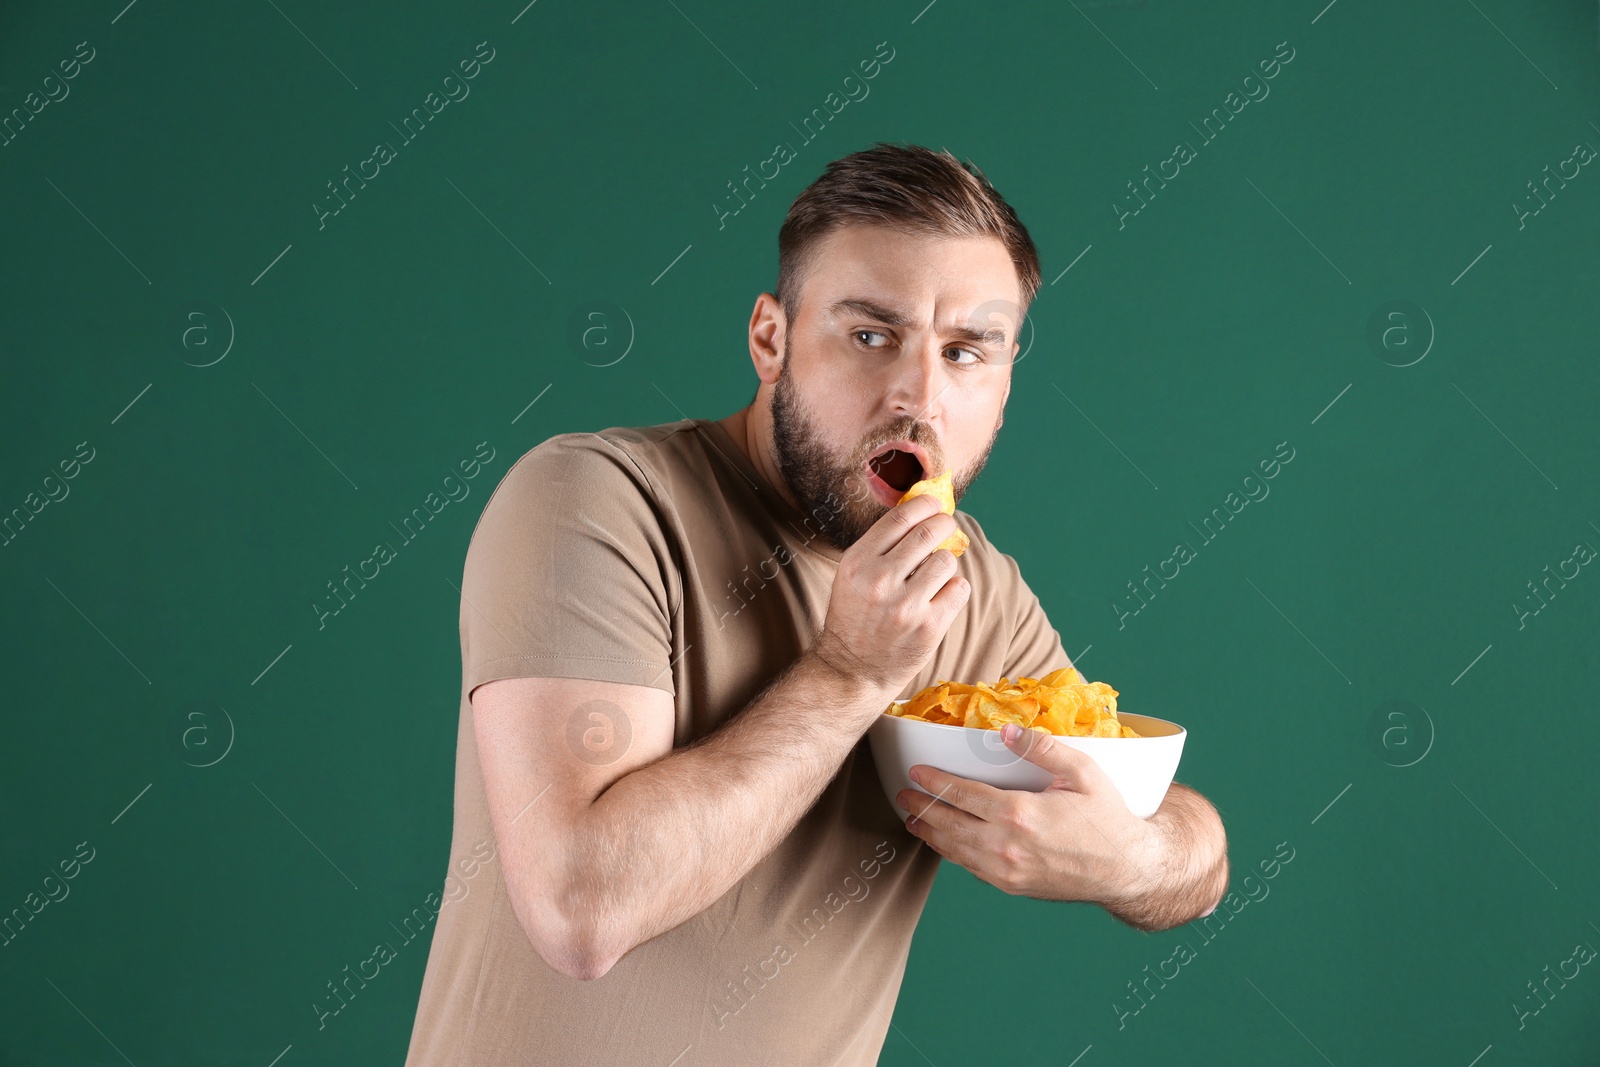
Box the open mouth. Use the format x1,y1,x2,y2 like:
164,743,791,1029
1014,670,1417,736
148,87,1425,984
866,447,925,493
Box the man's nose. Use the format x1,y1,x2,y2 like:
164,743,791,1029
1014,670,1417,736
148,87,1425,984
886,343,950,422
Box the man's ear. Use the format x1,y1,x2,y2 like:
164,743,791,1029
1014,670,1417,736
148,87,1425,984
749,293,785,384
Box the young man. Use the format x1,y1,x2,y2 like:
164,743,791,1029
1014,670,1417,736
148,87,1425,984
405,142,1227,1066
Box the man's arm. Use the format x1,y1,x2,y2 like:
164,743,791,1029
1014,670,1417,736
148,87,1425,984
1102,782,1229,932
476,648,896,981
909,522,1227,931
897,724,1228,933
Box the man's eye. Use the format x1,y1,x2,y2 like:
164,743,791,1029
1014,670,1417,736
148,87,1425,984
947,348,982,366
853,329,890,348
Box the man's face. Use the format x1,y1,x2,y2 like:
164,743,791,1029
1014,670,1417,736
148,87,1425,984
767,223,1023,551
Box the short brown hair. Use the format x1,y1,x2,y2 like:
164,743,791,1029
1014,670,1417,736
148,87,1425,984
775,142,1041,322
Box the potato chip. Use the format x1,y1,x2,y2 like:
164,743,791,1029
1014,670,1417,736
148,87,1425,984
886,667,1141,738
897,470,970,558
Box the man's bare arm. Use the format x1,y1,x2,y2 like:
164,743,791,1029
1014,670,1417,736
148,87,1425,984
1102,782,1229,932
478,491,968,980
477,649,895,981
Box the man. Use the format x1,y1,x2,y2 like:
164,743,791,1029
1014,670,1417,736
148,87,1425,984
405,142,1228,1066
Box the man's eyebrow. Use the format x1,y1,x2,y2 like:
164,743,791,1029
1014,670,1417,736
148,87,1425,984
827,297,1009,347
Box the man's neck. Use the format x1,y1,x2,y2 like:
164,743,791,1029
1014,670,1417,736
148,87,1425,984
720,404,802,512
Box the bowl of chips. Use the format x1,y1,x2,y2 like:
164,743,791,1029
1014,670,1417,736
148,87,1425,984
868,667,1185,819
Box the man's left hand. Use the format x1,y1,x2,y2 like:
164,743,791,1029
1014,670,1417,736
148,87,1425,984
895,722,1158,907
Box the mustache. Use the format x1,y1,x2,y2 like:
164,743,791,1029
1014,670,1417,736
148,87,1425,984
857,425,941,468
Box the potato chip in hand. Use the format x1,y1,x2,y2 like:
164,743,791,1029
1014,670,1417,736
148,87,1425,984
897,470,969,558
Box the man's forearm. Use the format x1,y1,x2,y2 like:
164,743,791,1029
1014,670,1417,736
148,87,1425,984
1103,782,1228,932
556,650,892,975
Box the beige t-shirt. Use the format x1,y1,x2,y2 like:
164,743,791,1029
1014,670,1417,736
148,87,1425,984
404,415,1069,1067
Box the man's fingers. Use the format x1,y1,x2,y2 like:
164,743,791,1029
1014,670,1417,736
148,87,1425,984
903,547,959,604
930,567,970,614
1002,725,1112,795
902,792,1003,878
886,512,960,580
909,766,1007,822
902,790,986,847
862,492,944,557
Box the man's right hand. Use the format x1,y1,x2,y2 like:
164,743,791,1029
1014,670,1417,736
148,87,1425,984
812,491,972,712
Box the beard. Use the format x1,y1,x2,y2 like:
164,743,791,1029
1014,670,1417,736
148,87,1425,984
768,343,1001,551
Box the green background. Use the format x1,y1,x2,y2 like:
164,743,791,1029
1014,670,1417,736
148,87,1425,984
3,0,1598,1063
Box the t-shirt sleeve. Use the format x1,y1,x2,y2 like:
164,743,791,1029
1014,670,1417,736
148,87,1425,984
458,434,678,697
1003,573,1071,682
964,515,1071,682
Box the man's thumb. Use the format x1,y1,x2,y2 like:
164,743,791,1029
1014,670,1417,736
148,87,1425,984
1001,722,1098,789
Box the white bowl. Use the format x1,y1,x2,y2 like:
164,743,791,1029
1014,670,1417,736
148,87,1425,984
868,710,1186,820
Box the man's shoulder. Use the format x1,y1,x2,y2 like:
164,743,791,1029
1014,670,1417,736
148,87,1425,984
949,506,1040,600
950,508,1009,568
500,419,705,486
460,424,674,549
